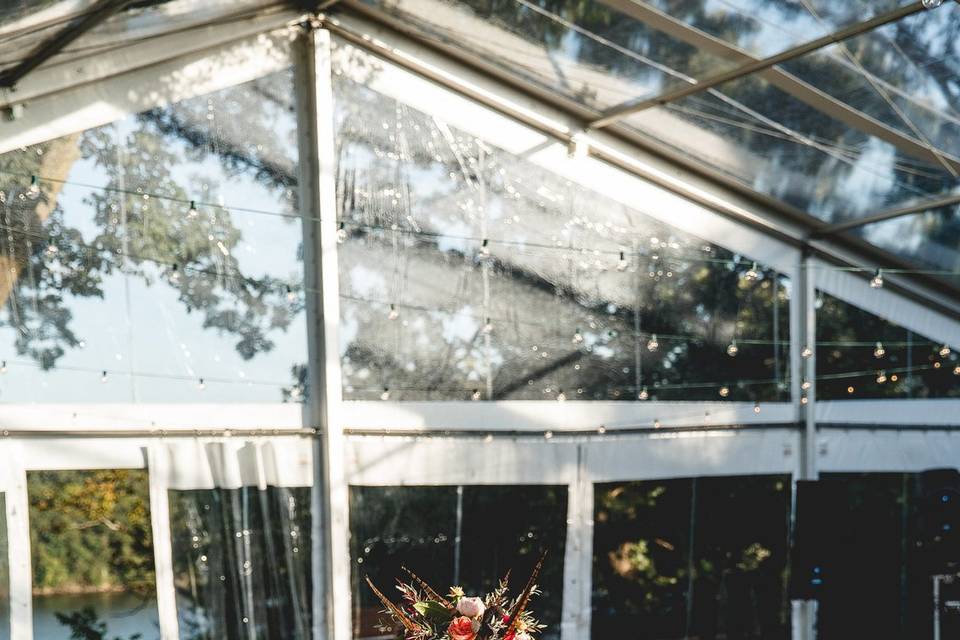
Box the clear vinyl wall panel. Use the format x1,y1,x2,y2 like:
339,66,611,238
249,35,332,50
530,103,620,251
332,50,790,402
349,485,567,639
816,293,960,400
0,493,8,640
28,469,157,640
592,475,792,639
813,472,960,639
0,69,306,403
169,485,312,640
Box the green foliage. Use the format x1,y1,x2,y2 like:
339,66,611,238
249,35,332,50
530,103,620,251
29,470,155,595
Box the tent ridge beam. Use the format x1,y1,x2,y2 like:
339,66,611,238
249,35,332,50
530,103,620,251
0,0,136,90
589,0,959,173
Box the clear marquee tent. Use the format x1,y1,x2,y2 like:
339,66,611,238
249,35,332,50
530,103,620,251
0,0,959,638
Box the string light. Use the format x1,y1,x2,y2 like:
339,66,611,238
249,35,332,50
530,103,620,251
100,370,108,383
954,366,960,376
572,328,584,344
874,341,886,358
940,345,951,357
847,386,855,394
638,386,649,400
387,304,400,320
380,387,391,401
922,0,944,9
544,430,554,440
0,360,6,374
801,346,813,358
597,425,607,434
480,238,490,258
197,377,206,391
616,250,628,272
646,334,659,352
876,370,887,384
653,419,661,428
726,339,739,357
870,269,884,289
556,389,567,402
471,388,482,401
743,262,760,282
336,222,347,243
27,175,40,199
187,201,198,218
482,318,493,334
718,386,730,397
170,263,180,283
286,285,297,303
753,401,761,414
46,243,58,255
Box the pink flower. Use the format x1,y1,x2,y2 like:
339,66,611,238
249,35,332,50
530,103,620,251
456,596,486,618
448,616,479,640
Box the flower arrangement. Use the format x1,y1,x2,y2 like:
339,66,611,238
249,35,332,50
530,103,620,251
365,551,547,640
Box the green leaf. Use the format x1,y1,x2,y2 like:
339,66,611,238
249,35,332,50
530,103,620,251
413,600,453,624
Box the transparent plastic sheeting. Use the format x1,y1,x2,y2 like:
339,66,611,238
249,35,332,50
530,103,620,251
152,439,313,640
0,68,306,404
332,44,790,403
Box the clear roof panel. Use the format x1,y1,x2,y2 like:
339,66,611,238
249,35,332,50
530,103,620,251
623,76,960,222
781,8,960,162
855,205,960,282
642,0,914,57
363,0,741,111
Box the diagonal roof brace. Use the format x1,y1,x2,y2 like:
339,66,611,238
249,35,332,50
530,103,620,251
0,0,137,90
590,0,960,174
812,191,960,237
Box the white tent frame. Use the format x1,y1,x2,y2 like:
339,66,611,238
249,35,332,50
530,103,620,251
0,6,959,640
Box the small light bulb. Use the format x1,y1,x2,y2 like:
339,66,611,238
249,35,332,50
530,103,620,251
572,329,584,344
934,361,942,369
336,222,347,243
940,345,951,357
482,318,493,334
743,262,760,282
801,381,811,390
286,285,297,303
874,341,885,358
380,387,390,401
801,346,813,358
653,419,661,429
46,244,58,255
188,201,198,218
638,386,649,401
597,425,607,434
753,401,761,414
387,304,399,321
471,388,481,401
544,430,554,440
646,334,659,352
876,371,887,384
891,374,899,382
719,386,730,398
953,366,960,376
480,238,490,258
870,269,884,289
556,390,567,402
847,385,855,394
726,340,739,357
922,0,944,9
100,370,108,383
198,378,206,391
800,396,808,405
616,250,628,272
0,360,6,374
170,264,180,283
27,175,40,199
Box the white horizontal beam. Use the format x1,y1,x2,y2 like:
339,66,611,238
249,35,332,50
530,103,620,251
818,429,960,472
0,403,303,430
817,399,960,426
341,401,794,432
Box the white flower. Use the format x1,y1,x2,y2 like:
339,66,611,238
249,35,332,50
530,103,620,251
456,596,486,618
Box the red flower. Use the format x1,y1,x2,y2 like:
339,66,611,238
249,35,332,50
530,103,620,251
448,616,479,640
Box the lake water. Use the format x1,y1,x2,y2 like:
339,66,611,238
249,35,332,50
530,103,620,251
33,592,159,640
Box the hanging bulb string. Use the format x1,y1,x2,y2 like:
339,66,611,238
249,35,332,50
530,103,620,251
3,169,959,278
0,208,951,355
